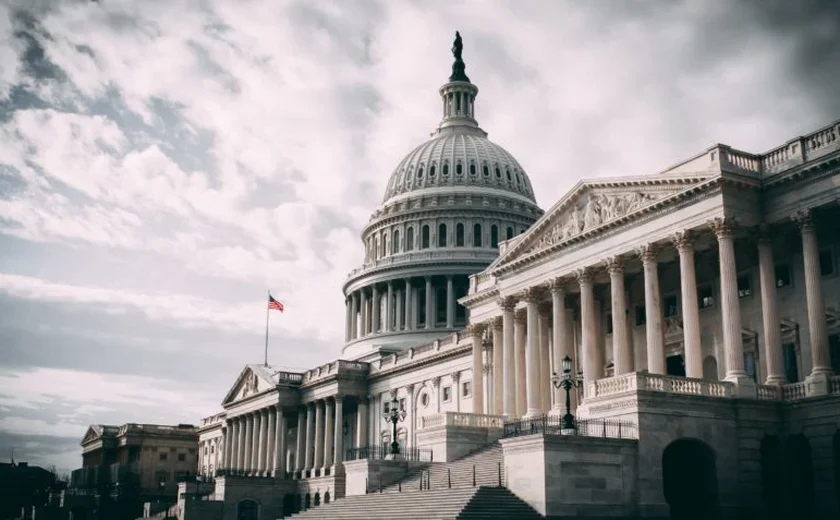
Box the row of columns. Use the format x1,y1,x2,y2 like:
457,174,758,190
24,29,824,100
345,276,462,342
222,406,287,477
477,212,832,418
293,396,344,477
199,437,222,476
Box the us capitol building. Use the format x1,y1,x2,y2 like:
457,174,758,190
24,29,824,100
184,35,840,520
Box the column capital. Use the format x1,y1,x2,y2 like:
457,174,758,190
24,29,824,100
671,230,694,252
514,308,527,324
446,274,453,281
333,393,344,403
549,277,567,295
425,275,433,282
792,209,814,232
467,323,486,337
405,383,416,395
756,224,774,245
450,371,461,383
709,216,737,239
498,296,518,311
604,256,624,275
519,286,543,303
491,315,503,330
574,267,593,285
430,376,441,388
538,301,552,318
483,364,493,375
636,243,659,263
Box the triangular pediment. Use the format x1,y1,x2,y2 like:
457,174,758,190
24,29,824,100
221,364,279,407
81,425,101,445
494,174,717,269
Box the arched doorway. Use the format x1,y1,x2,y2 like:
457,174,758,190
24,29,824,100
662,438,719,520
785,434,814,517
237,499,259,520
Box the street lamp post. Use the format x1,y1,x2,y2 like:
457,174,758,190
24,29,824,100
382,396,406,457
551,355,584,430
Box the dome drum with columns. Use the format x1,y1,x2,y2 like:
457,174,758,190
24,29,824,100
341,34,543,360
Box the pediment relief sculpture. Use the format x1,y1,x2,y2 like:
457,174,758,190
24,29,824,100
240,370,259,398
530,190,669,253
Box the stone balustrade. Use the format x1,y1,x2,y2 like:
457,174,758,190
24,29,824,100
302,359,370,384
419,412,506,430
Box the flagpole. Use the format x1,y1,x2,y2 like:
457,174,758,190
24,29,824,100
264,289,270,367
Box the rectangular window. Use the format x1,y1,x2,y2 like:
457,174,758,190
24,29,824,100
698,285,714,309
737,274,752,298
782,344,798,383
442,386,452,402
775,264,791,288
830,334,840,375
635,305,646,327
462,381,472,398
744,352,757,383
605,313,613,335
178,453,186,462
664,295,679,318
159,452,168,462
819,250,835,277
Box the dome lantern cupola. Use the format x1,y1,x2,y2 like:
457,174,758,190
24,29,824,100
437,31,483,134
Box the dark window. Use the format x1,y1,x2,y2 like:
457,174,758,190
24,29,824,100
783,344,798,383
421,225,430,249
666,355,685,377
442,386,452,402
429,164,436,177
636,305,646,326
605,313,613,334
455,223,465,247
664,295,679,318
506,168,512,181
393,230,400,254
406,227,414,251
775,264,791,287
495,166,501,178
417,167,424,179
820,250,835,276
455,284,468,324
436,286,446,324
418,287,427,325
737,274,752,298
829,334,840,375
178,453,186,462
745,352,757,382
462,381,472,397
159,452,168,462
473,224,482,247
698,285,714,308
482,165,489,176
506,226,514,240
442,163,449,175
438,223,447,247
490,225,499,248
469,163,476,175
456,162,462,174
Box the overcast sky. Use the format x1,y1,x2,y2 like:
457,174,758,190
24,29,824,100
1,0,838,474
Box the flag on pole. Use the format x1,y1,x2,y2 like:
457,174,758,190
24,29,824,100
268,294,284,312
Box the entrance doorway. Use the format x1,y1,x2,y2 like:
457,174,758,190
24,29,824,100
666,355,686,377
237,499,259,520
662,438,719,520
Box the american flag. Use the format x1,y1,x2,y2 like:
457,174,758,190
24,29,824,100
268,294,284,312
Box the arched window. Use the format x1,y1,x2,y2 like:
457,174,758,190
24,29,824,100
491,225,499,248
469,163,476,176
417,166,424,179
506,226,514,240
482,165,489,177
455,223,465,247
393,229,400,254
429,164,436,177
421,225,430,249
495,165,501,178
383,233,390,256
438,223,447,247
473,224,482,247
406,227,414,251
456,162,462,175
506,168,512,182
442,162,449,175
376,235,382,258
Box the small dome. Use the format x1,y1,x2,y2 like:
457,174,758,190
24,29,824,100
382,130,536,203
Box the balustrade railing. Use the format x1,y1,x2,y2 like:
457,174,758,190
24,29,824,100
589,372,733,399
502,416,637,440
419,412,506,430
345,445,433,462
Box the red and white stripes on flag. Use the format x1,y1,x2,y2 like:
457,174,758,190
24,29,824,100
268,294,284,312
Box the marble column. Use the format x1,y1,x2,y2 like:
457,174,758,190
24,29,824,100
236,417,245,472
404,279,413,331
295,409,305,473
371,285,380,334
491,317,504,415
360,290,369,337
500,298,516,417
386,282,394,332
355,399,368,449
794,210,833,378
550,280,570,414
350,293,359,340
395,290,403,331
242,414,253,473
263,406,277,477
304,405,314,473
710,217,749,383
333,396,344,469
671,232,703,378
538,303,552,412
514,309,527,417
446,276,455,328
253,411,264,475
274,408,286,477
432,377,442,413
223,421,232,471
324,399,335,471
638,244,666,375
425,276,434,329
313,401,325,471
259,409,270,475
523,288,542,418
578,268,602,386
757,229,786,385
469,324,485,414
345,299,351,342
606,257,633,376
452,372,461,412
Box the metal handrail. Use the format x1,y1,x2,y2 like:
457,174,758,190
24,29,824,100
502,416,637,440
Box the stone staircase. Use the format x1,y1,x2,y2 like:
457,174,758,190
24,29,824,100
381,442,504,492
287,486,542,519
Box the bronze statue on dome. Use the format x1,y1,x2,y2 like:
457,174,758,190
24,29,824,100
449,31,470,83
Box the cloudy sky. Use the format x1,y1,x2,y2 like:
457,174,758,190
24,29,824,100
1,0,838,473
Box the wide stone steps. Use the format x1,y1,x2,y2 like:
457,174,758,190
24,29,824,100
382,443,504,492
287,486,542,519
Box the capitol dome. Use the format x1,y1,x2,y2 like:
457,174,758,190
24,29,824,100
341,32,543,360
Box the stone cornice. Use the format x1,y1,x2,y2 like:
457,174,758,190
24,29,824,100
458,285,499,308
493,175,723,276
367,343,471,382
